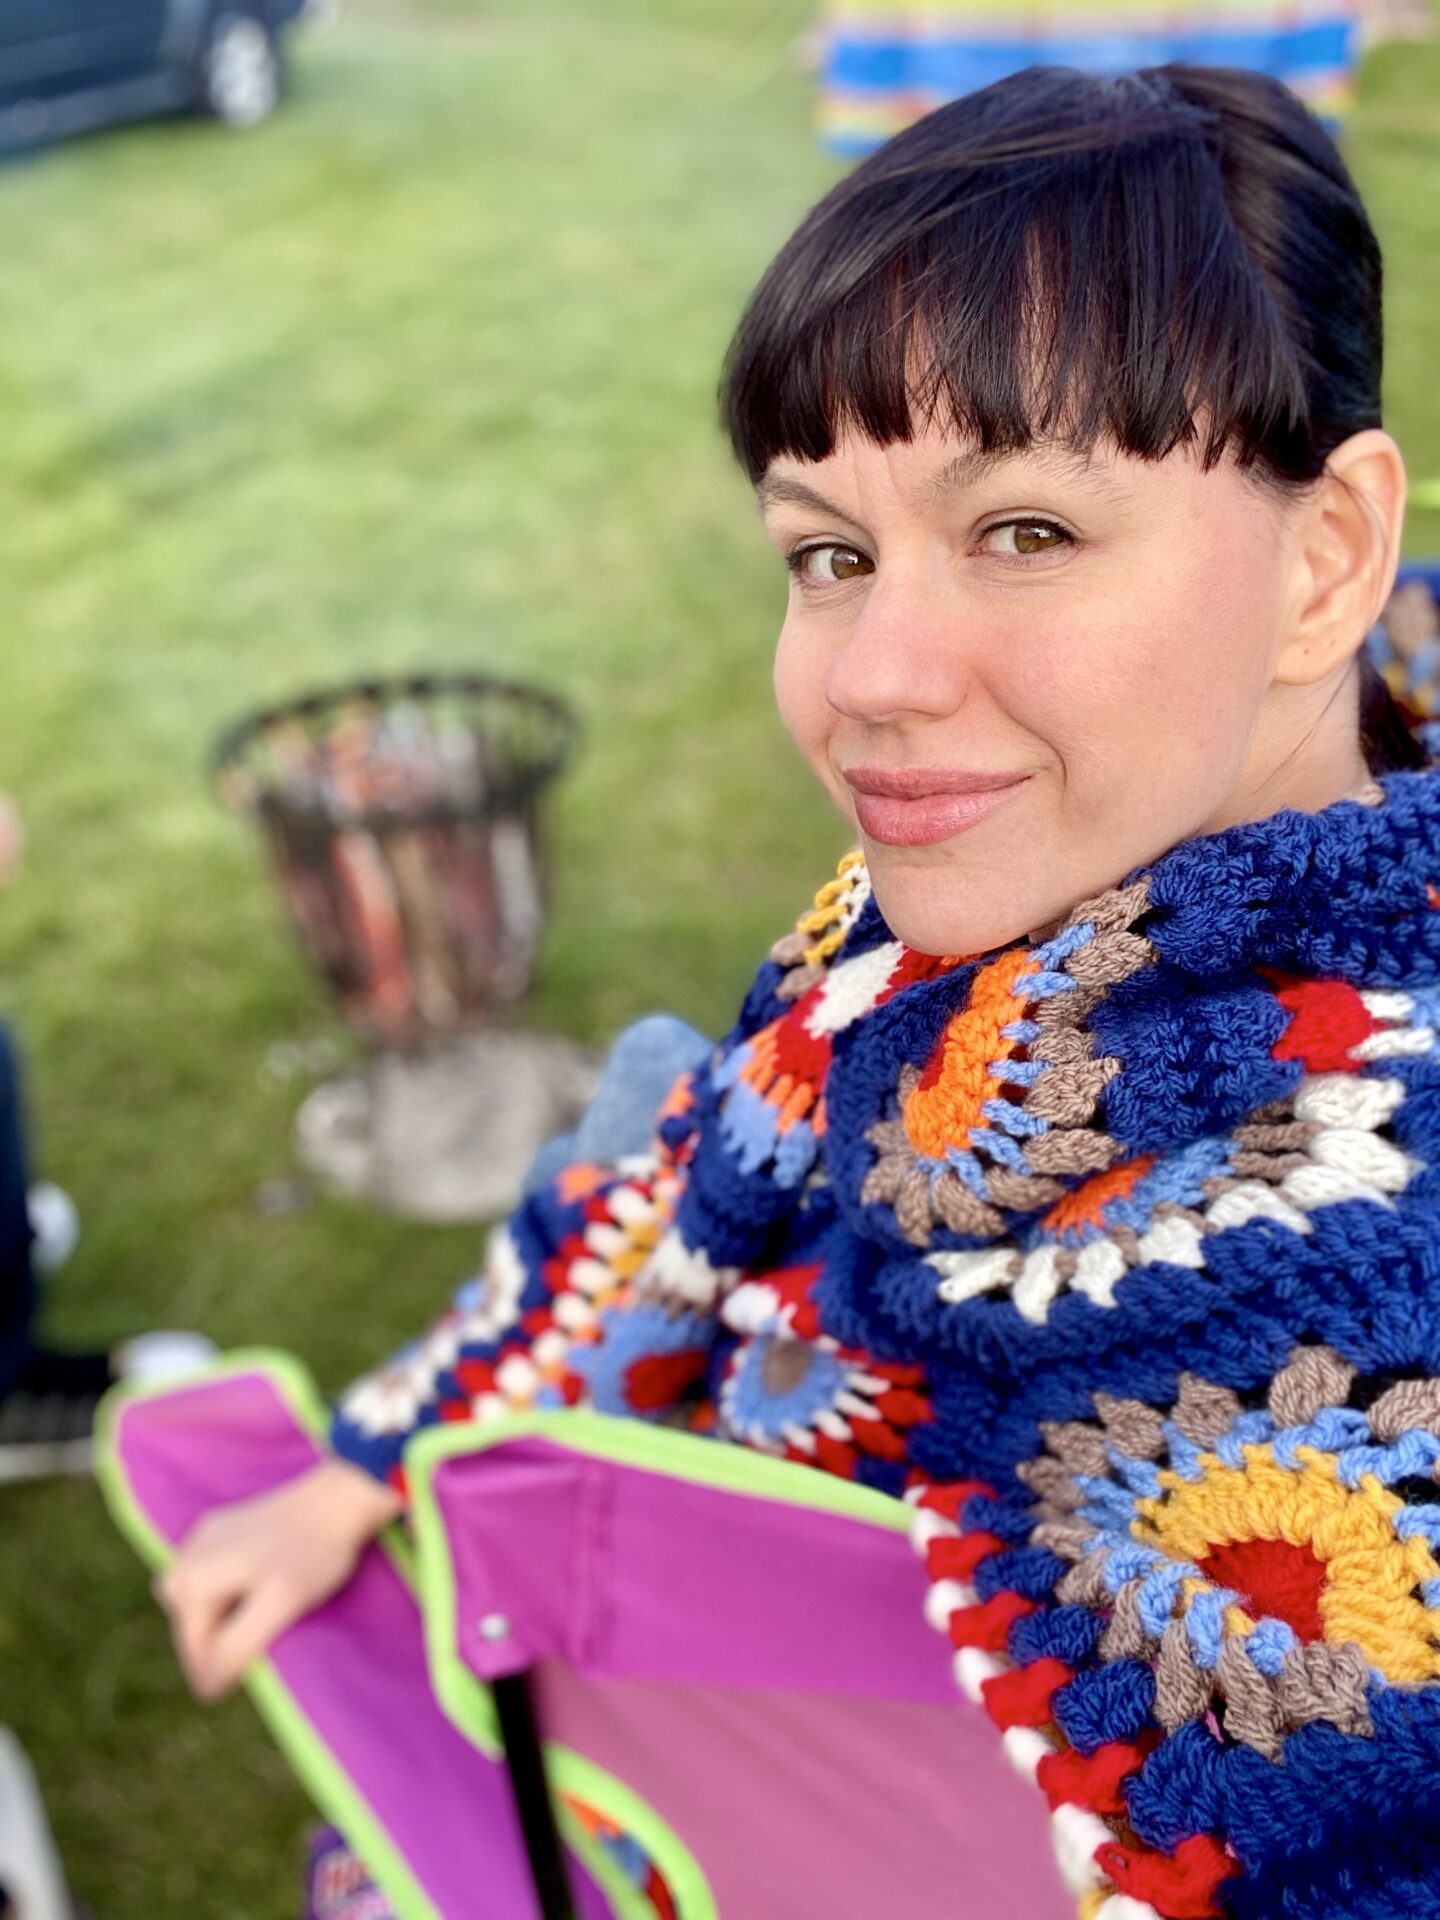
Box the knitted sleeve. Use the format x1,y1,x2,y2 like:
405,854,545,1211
329,1070,717,1492
329,852,879,1492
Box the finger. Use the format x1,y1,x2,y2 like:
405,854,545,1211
203,1578,308,1698
171,1599,234,1700
167,1574,244,1700
154,1560,195,1612
154,1519,228,1610
153,1545,235,1626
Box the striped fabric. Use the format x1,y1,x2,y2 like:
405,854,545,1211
818,0,1358,153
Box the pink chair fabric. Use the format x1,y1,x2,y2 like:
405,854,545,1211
428,1432,1072,1920
107,1369,615,1920
105,1364,1073,1919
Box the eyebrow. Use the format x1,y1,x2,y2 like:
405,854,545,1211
755,444,1133,518
923,445,1133,505
753,474,858,521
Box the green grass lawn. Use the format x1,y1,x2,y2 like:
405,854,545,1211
1,7,1439,1911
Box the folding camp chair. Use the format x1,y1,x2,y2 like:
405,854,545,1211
99,1352,1072,1919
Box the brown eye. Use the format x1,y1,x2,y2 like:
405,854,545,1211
983,520,1074,558
1015,523,1061,554
792,544,874,585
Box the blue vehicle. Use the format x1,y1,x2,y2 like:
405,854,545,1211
0,0,313,151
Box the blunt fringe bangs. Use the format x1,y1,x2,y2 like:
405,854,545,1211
721,65,1383,490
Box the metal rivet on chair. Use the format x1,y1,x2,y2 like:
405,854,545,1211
478,1613,512,1643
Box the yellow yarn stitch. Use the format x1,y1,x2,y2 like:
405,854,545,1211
1138,1443,1440,1684
794,849,867,966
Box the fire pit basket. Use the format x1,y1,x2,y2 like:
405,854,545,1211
214,673,578,1046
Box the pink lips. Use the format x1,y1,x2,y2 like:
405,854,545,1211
843,764,1029,848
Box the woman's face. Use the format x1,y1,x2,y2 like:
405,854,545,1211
760,422,1359,956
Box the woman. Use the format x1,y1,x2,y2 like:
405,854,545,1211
160,64,1438,1917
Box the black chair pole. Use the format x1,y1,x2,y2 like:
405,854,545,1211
493,1670,577,1920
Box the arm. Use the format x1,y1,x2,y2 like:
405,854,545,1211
154,1453,404,1700
158,1069,719,1700
329,1144,717,1490
155,857,853,1700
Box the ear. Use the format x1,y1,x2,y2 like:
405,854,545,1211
1274,429,1407,687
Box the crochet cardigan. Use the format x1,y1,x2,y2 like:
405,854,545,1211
332,770,1440,1920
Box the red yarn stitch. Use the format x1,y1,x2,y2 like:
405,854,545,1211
925,1529,1007,1583
624,1349,709,1412
946,1590,1034,1651
454,1357,498,1396
1196,1535,1327,1643
850,1417,908,1461
1096,1833,1237,1918
645,1867,678,1920
980,1657,1072,1728
542,1245,581,1293
812,1432,860,1477
1036,1732,1159,1814
874,1385,932,1425
1270,977,1377,1073
750,1263,824,1339
913,1480,990,1522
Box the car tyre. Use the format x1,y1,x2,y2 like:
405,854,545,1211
199,11,281,128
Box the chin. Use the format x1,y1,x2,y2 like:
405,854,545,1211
865,856,1059,959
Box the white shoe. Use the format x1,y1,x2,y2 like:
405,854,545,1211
111,1331,219,1385
26,1183,79,1274
0,1727,72,1920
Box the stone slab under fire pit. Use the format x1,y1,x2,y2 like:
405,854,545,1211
295,1029,600,1223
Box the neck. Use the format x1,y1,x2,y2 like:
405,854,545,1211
1201,659,1372,834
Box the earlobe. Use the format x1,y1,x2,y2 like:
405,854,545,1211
1274,430,1407,688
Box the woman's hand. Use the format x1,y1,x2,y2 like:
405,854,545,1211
155,1455,405,1700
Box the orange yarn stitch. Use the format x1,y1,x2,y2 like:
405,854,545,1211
737,1021,825,1131
903,946,1038,1159
1042,1154,1157,1235
555,1162,613,1205
656,1071,698,1124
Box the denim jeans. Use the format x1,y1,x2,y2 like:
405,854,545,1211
521,1013,712,1198
0,1027,36,1397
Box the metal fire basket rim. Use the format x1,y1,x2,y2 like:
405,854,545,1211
212,670,581,830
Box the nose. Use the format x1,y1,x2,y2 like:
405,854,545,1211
824,573,974,725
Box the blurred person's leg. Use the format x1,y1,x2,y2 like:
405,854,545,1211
0,1024,215,1481
522,1013,712,1197
0,1015,103,1478
0,1025,38,1401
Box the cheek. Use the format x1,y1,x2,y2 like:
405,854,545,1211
1005,558,1280,817
773,621,830,766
